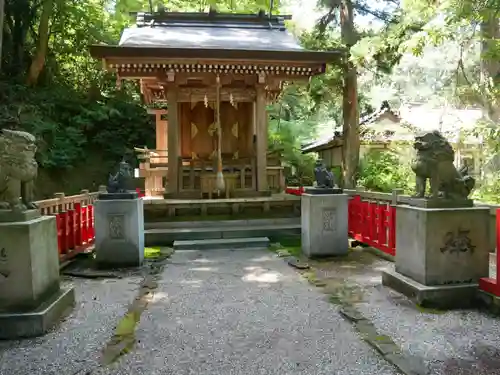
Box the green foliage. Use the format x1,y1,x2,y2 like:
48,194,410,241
473,173,500,204
357,149,414,194
268,84,319,183
0,80,154,170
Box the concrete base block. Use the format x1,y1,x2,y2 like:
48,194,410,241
0,287,75,339
382,269,479,309
95,198,145,268
0,216,60,311
301,193,348,258
395,205,490,286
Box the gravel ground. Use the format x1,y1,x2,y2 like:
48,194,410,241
96,249,398,375
309,250,500,375
0,275,142,375
355,266,500,375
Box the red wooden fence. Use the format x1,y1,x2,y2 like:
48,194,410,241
283,188,397,257
35,190,98,264
348,195,396,256
479,208,500,296
285,186,304,196
54,203,95,263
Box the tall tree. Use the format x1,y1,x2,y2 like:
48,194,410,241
0,0,4,71
339,0,359,189
26,0,53,86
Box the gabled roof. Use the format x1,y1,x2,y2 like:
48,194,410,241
301,102,485,154
120,11,301,52
301,101,401,153
90,10,342,65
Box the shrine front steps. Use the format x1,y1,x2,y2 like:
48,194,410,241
145,218,300,246
173,237,270,251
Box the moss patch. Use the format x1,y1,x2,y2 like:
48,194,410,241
414,304,447,315
268,236,302,258
100,248,172,366
144,247,162,259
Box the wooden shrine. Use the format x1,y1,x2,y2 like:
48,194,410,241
90,9,341,199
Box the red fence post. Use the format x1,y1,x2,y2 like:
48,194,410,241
348,197,353,237
81,205,88,244
67,208,75,251
350,195,362,242
377,204,387,250
74,203,83,247
88,205,95,243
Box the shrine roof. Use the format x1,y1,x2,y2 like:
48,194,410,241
90,10,342,64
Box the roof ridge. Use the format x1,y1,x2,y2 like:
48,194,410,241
135,10,292,31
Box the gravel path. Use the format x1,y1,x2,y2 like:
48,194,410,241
0,276,142,375
97,249,398,375
356,277,500,375
314,251,500,375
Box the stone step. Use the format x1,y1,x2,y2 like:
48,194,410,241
145,217,300,229
145,222,300,246
173,237,270,251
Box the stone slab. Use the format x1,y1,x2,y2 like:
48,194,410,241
0,216,60,311
405,198,474,208
0,209,40,223
98,192,139,200
382,268,479,308
145,217,300,229
173,237,270,251
303,187,343,195
301,193,348,258
94,198,145,268
145,223,300,245
0,287,75,339
395,205,490,286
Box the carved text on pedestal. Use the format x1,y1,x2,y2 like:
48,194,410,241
108,215,125,240
322,208,337,232
440,228,475,254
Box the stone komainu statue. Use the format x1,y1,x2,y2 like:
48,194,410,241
107,160,133,193
411,130,475,200
0,129,38,211
314,159,337,189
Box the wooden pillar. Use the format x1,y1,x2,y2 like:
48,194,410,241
155,110,168,162
153,110,167,195
255,85,268,192
167,88,179,194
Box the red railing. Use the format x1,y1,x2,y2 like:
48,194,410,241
479,208,500,296
35,190,98,264
348,195,396,256
285,186,304,196
54,203,95,263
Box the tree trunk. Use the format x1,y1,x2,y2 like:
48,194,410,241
0,0,4,72
26,0,53,86
480,18,500,123
340,0,359,189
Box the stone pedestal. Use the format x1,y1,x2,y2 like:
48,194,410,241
0,214,75,339
95,197,144,268
382,205,490,308
301,193,348,258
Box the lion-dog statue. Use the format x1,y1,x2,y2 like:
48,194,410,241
0,129,38,211
411,130,475,200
